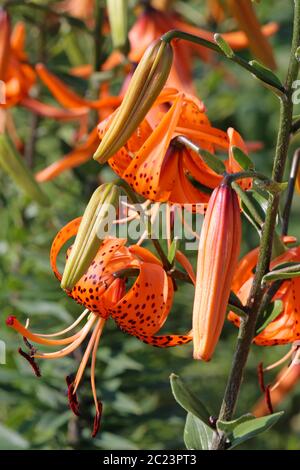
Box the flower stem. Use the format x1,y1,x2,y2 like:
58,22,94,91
211,0,300,450
161,30,285,94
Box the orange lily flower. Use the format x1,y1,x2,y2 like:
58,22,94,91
127,5,278,93
7,218,192,435
225,0,277,70
55,0,95,23
229,242,300,346
207,0,225,24
32,64,122,181
0,11,87,151
192,181,241,361
206,1,278,69
97,88,252,211
0,14,36,109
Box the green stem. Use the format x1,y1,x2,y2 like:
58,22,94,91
211,0,300,450
161,30,285,94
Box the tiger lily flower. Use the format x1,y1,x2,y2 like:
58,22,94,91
0,14,35,109
229,241,300,346
0,11,87,150
97,88,252,211
206,1,278,69
127,5,278,93
192,181,241,361
7,219,192,435
225,0,277,70
32,64,123,182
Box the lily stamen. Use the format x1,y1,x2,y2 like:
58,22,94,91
33,314,97,360
91,321,105,411
73,317,106,394
6,315,86,347
271,346,300,392
35,309,89,338
264,345,298,372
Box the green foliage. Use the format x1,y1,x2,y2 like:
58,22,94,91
184,413,213,450
217,412,284,449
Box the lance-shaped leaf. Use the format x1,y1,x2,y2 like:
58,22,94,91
0,134,49,206
61,183,120,291
234,185,266,233
217,412,284,449
214,33,234,58
256,300,283,335
200,149,226,175
170,374,212,426
231,146,254,171
176,136,225,175
227,303,248,319
249,60,284,95
262,262,300,284
184,413,214,451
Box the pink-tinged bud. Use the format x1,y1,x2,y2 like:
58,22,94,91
192,182,241,361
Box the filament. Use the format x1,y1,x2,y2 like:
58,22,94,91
33,314,97,359
35,309,89,338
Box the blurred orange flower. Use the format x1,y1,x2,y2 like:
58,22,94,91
127,5,278,93
229,242,300,346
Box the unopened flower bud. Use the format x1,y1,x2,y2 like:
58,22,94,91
93,39,173,163
61,183,120,291
192,182,241,361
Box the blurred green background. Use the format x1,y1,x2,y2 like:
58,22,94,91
0,0,300,451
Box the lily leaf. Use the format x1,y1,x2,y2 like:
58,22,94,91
262,262,300,284
227,303,248,319
214,34,234,58
249,60,284,95
217,412,284,449
232,146,254,170
236,187,266,233
200,150,226,175
170,374,212,426
217,414,254,434
256,300,283,335
184,413,214,450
